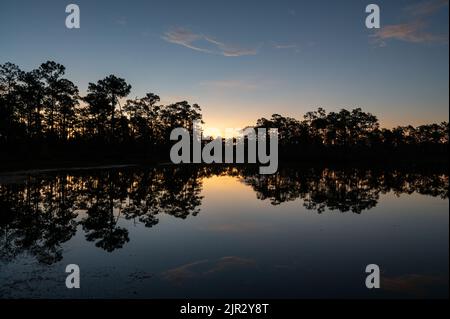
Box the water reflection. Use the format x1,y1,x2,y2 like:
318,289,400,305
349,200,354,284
239,167,448,212
0,165,448,265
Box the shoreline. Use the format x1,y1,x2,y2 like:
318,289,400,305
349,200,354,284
0,157,447,176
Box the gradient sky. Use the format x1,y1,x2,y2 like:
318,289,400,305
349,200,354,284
1,0,448,132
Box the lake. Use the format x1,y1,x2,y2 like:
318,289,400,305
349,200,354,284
0,165,448,298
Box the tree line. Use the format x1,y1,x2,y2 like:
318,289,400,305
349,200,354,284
0,61,448,163
0,61,202,146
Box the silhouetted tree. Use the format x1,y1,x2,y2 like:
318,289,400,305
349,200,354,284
124,93,161,144
159,101,203,139
39,61,79,140
84,75,131,142
0,63,22,142
16,69,45,139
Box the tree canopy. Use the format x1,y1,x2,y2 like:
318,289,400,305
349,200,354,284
0,61,448,162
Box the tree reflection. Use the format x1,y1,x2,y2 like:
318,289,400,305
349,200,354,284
80,171,130,252
239,167,448,213
0,165,447,264
0,175,78,264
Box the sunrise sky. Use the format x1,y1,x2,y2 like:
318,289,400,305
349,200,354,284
1,0,448,133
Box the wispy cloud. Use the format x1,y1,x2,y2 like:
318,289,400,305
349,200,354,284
205,35,259,56
404,0,449,17
371,0,448,46
273,43,298,49
115,17,127,26
162,28,212,53
272,42,301,53
221,46,258,57
372,20,448,45
162,27,258,57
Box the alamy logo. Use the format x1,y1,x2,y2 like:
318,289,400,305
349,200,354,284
365,264,380,289
65,264,80,289
170,121,279,174
365,4,380,29
65,4,80,29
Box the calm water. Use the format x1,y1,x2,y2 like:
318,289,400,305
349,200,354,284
0,165,448,299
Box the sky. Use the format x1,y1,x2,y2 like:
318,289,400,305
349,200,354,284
0,0,448,133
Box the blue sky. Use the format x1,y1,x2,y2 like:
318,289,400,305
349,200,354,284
0,0,448,131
